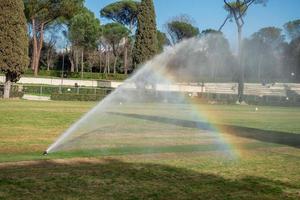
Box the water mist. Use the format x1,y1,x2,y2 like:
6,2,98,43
46,36,239,158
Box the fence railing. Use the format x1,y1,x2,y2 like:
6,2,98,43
21,85,114,96
1,83,300,106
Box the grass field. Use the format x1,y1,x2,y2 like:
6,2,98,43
0,100,300,199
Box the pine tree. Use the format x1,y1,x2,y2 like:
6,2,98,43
132,0,157,68
0,0,29,99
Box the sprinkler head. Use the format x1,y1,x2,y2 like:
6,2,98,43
43,151,48,156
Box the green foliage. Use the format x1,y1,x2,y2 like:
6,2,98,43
201,29,222,36
167,21,199,44
9,90,24,99
224,1,247,15
251,27,285,48
157,30,170,52
23,85,113,96
24,69,60,77
0,85,24,99
67,72,128,80
51,93,105,101
132,0,158,67
100,0,139,29
24,0,84,25
204,32,232,61
223,0,268,103
199,93,300,106
0,0,29,82
24,85,60,95
102,23,130,56
284,19,300,40
23,70,129,80
285,37,300,81
224,0,267,18
69,8,101,50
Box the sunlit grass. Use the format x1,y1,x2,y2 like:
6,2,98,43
0,100,299,199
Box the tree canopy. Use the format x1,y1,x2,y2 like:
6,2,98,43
284,19,300,40
0,0,29,98
24,0,84,25
102,23,130,55
69,8,101,50
251,27,285,48
201,29,222,36
132,0,158,67
100,0,139,30
222,0,268,103
167,21,199,45
24,0,84,76
157,30,170,52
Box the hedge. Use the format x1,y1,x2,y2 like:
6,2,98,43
51,93,105,101
23,70,128,81
23,85,113,96
194,93,300,106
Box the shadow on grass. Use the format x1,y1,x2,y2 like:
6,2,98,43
109,112,300,149
0,159,298,200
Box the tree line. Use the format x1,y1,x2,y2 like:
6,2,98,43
26,0,162,77
0,0,300,100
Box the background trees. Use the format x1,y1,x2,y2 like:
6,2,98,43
203,31,234,81
0,0,29,98
221,0,268,103
68,8,101,76
166,16,199,45
24,0,84,76
102,23,130,74
242,27,285,82
132,0,158,68
157,31,170,52
284,19,300,41
1,0,300,94
101,0,139,74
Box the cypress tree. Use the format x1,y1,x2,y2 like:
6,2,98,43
0,0,29,99
132,0,157,68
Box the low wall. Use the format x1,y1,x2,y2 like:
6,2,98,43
1,75,300,97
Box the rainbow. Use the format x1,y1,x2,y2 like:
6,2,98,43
152,67,241,159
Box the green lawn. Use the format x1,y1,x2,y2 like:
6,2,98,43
0,100,299,199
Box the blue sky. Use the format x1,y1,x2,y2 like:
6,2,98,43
85,0,300,50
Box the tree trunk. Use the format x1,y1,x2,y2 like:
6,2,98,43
69,49,75,73
34,22,45,76
258,54,263,82
237,27,244,103
46,45,53,71
104,52,107,74
3,73,12,99
99,49,102,73
75,50,79,73
81,49,84,79
31,19,37,71
113,56,117,74
124,38,128,74
107,51,110,74
70,57,75,72
46,50,51,71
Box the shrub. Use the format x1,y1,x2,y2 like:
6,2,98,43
23,85,113,96
51,93,105,101
23,70,129,81
0,84,24,98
